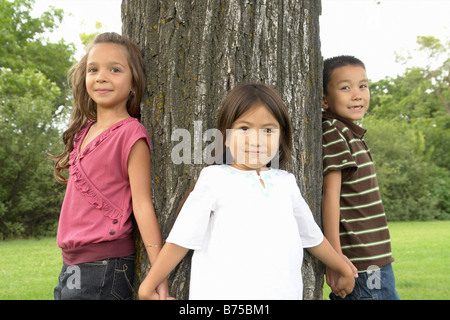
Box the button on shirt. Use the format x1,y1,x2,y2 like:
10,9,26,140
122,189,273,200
57,118,151,265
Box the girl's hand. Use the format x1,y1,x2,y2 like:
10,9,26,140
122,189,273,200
325,265,339,291
138,280,175,300
333,270,355,298
138,281,160,300
138,280,162,300
155,279,175,300
138,285,159,300
137,243,189,300
326,254,358,291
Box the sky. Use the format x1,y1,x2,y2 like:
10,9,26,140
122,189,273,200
32,0,450,81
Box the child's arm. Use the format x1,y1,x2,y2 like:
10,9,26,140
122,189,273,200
322,170,342,253
307,237,355,298
138,243,190,300
128,139,170,299
322,170,358,290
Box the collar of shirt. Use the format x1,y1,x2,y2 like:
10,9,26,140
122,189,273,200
322,109,366,139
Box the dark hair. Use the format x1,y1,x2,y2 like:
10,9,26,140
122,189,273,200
215,83,292,169
323,55,366,95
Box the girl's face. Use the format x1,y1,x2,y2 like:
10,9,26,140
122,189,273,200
85,43,133,114
226,104,281,171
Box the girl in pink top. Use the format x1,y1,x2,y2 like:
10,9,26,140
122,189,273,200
52,33,169,300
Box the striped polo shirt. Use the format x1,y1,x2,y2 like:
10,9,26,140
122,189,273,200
322,110,394,271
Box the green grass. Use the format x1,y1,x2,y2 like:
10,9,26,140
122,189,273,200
0,237,61,299
0,221,449,299
323,220,450,300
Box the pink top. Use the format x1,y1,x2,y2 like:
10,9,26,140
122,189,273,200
57,117,150,265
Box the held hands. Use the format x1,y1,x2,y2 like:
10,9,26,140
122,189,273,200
326,254,358,298
138,279,175,300
332,269,355,298
138,288,159,300
137,243,190,300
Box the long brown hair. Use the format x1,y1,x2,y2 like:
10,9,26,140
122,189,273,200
216,83,293,169
52,32,145,183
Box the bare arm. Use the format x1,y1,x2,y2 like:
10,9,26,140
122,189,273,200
307,238,355,298
322,170,343,253
138,243,190,300
128,139,169,298
322,170,358,291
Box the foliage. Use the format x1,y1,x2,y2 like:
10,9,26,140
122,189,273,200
363,36,450,221
0,0,74,105
79,21,105,48
0,0,74,238
362,118,449,220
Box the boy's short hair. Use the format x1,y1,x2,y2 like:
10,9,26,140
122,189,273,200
323,55,366,94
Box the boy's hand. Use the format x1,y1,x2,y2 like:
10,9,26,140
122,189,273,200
326,254,358,296
339,254,358,276
333,269,355,298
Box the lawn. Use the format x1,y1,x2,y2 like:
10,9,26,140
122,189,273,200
323,220,450,300
0,237,61,299
0,221,449,299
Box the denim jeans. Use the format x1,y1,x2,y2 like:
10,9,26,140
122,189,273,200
330,263,400,300
54,255,135,300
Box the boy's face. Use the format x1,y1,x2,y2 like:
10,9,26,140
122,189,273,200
322,65,370,122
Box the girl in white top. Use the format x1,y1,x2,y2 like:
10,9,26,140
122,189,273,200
139,83,355,300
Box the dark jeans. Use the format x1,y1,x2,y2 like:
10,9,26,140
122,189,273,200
330,263,400,300
54,255,135,300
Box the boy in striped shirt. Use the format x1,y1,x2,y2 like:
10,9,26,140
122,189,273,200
321,55,400,300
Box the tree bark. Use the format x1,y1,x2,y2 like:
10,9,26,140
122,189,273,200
122,0,324,300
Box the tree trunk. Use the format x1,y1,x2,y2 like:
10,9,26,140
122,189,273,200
122,0,324,300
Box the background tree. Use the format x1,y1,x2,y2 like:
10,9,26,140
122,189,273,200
122,0,324,299
0,0,75,238
0,0,74,106
363,36,449,221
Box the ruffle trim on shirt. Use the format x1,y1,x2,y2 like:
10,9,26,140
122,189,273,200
70,117,136,164
67,118,136,220
70,163,123,219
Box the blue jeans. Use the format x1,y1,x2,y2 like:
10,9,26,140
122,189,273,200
330,263,400,300
54,255,135,300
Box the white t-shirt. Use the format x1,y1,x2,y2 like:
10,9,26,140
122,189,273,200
166,165,323,299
